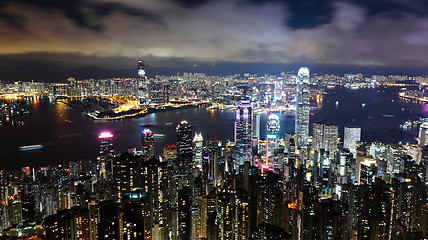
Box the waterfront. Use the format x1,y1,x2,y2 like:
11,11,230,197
0,86,426,169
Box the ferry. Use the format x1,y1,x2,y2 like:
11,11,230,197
20,145,44,151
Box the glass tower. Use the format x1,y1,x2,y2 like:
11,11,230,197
177,120,193,172
344,126,361,155
295,67,310,148
137,60,149,106
235,100,253,168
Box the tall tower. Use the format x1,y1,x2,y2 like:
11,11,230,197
98,131,114,179
99,131,114,157
312,123,338,157
141,128,154,160
177,120,193,172
418,122,428,147
295,67,310,148
112,152,139,202
193,133,203,171
138,60,149,106
266,113,280,169
235,100,253,168
344,126,361,156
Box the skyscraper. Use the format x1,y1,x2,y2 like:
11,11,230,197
177,120,193,172
344,126,361,156
137,60,149,106
98,131,114,157
235,100,253,167
141,128,154,160
312,123,338,156
266,114,280,169
295,67,310,148
418,122,428,147
140,157,170,239
98,131,114,180
193,133,203,172
112,152,140,202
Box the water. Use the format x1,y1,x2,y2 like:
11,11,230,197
0,86,425,169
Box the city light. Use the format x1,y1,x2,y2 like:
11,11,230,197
99,131,113,139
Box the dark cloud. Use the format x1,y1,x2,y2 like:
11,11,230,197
170,0,213,8
0,11,25,29
247,0,428,29
349,0,428,17
0,0,163,31
247,0,334,29
286,0,334,29
0,0,428,75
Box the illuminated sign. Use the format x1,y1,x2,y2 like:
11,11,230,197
99,132,113,139
267,134,277,139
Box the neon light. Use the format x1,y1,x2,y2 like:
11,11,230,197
262,165,270,173
142,129,153,135
99,132,113,139
267,134,277,139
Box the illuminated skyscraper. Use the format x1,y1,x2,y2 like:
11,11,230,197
112,152,139,202
99,131,114,157
266,114,280,169
418,122,428,147
141,128,154,160
98,131,114,180
295,67,310,148
235,100,253,167
312,123,338,156
193,133,203,171
137,60,149,105
254,114,261,139
163,144,177,161
344,126,361,155
177,120,193,172
140,157,170,239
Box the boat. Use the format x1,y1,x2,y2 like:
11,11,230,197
20,145,43,151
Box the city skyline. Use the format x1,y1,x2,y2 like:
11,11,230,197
0,65,427,239
1,0,428,81
0,0,427,238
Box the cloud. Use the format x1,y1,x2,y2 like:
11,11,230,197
0,0,428,73
0,0,163,31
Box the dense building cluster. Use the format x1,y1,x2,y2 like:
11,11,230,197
0,115,426,239
0,67,427,239
2,71,428,108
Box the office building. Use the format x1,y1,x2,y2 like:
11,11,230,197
266,114,280,169
312,123,338,156
177,121,193,172
138,60,149,105
418,122,428,147
295,67,310,148
193,133,203,171
344,126,361,155
98,131,114,157
112,153,140,202
235,100,253,167
141,128,154,160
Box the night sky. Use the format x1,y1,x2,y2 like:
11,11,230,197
1,0,428,80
